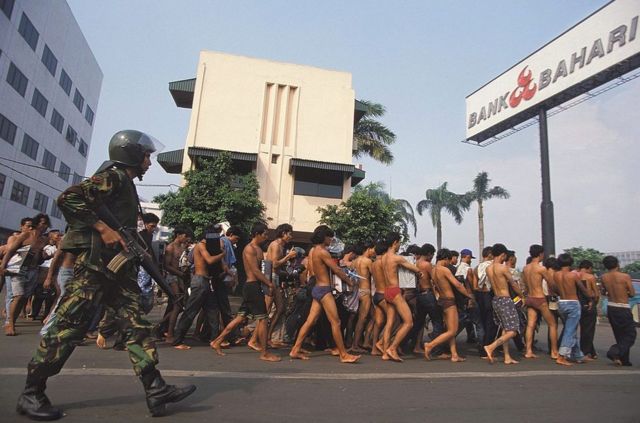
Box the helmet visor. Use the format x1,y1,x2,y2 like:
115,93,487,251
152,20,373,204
139,133,165,158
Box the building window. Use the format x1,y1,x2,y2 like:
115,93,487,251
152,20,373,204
33,191,48,213
21,133,39,160
0,172,6,197
78,138,88,157
42,149,56,172
41,45,58,77
50,200,62,219
6,62,28,97
1,0,15,20
73,89,84,112
58,162,70,182
271,154,279,164
18,12,39,51
59,69,71,96
85,106,94,125
10,180,29,205
72,172,82,185
0,112,17,145
31,88,48,117
293,168,344,199
50,109,64,133
65,125,77,146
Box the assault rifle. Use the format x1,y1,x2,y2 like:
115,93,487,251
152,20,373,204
96,205,180,307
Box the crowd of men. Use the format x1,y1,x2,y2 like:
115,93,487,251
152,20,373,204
3,214,636,369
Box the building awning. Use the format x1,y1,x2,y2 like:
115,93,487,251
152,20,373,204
187,147,258,162
289,158,355,174
351,168,365,187
354,99,368,125
157,149,185,174
169,78,196,108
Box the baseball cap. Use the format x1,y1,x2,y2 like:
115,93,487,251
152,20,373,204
460,248,476,258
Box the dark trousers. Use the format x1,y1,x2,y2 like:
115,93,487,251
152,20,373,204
285,287,312,343
406,291,444,350
580,305,598,357
31,285,56,320
476,291,497,353
173,275,219,345
607,306,637,365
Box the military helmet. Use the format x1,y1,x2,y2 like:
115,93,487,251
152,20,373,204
108,130,158,166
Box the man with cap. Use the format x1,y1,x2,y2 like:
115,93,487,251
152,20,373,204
16,130,196,420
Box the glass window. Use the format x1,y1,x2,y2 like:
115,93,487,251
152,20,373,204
41,45,58,77
85,106,94,125
0,172,5,197
50,109,64,133
42,149,56,172
78,138,88,157
50,200,62,219
21,133,39,160
58,162,70,182
1,0,15,20
6,62,28,97
73,89,84,112
293,167,344,199
65,125,77,146
10,180,29,205
59,69,71,96
18,12,39,51
31,88,48,117
33,191,48,213
0,112,17,145
72,172,82,185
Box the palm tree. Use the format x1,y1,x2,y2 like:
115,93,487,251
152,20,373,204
356,182,417,238
416,182,470,250
465,172,510,255
352,100,396,165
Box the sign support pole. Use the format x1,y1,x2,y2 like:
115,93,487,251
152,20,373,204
538,108,555,256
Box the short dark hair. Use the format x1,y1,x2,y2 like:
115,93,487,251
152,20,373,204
529,244,544,258
506,250,516,260
543,257,558,270
275,223,293,239
436,248,451,261
603,255,619,270
578,260,593,270
142,212,160,224
32,213,51,227
557,253,573,268
374,239,388,256
384,232,401,246
450,250,459,258
20,217,33,226
353,243,366,256
226,226,242,237
173,225,193,238
406,244,421,255
419,243,436,256
482,246,493,258
311,225,334,244
250,223,268,238
363,239,375,250
491,243,507,257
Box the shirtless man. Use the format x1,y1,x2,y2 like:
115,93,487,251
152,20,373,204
578,260,599,359
289,225,360,363
350,241,374,353
264,224,297,347
424,248,473,362
601,256,636,366
553,253,591,366
211,223,280,362
173,225,225,350
162,226,192,343
411,243,443,354
483,243,522,365
522,244,559,359
379,233,421,362
370,241,389,356
0,214,50,335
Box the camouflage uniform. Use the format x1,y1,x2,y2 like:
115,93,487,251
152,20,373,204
28,167,158,380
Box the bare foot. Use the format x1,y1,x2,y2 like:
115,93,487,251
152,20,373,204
210,341,225,356
413,348,424,355
221,341,231,349
164,336,175,344
504,358,519,365
613,358,623,366
524,353,538,359
550,353,559,360
451,356,466,363
583,356,595,362
269,341,287,349
4,323,16,336
247,341,261,352
484,346,494,364
174,344,191,350
260,352,281,362
436,353,452,360
386,348,403,362
375,340,384,354
556,356,573,366
339,353,361,363
324,347,339,357
96,334,107,349
423,343,432,361
350,346,366,354
289,350,310,360
300,348,312,355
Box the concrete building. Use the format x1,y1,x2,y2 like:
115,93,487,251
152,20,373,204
158,51,365,241
0,0,102,240
605,250,640,269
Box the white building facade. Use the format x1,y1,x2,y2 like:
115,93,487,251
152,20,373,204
0,0,102,238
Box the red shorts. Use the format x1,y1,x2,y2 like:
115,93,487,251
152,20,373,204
384,286,401,303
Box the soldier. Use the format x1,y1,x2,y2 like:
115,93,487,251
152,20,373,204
15,130,196,420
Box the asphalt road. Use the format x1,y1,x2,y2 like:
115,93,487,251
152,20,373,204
1,303,639,423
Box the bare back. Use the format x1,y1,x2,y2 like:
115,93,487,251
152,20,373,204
554,269,581,300
243,242,266,283
416,258,433,291
309,245,333,287
487,261,513,297
164,240,186,277
352,255,372,291
602,271,635,304
371,258,387,292
433,263,455,298
522,262,547,297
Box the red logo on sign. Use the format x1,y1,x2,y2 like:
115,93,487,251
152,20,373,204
509,66,537,108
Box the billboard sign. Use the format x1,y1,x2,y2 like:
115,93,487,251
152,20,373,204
466,0,640,143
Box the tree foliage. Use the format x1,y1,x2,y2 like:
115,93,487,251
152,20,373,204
416,182,470,249
154,153,265,237
317,182,415,246
622,260,640,275
563,246,605,274
352,100,396,165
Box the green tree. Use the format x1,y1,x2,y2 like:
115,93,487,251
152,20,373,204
622,260,640,275
465,171,510,256
416,182,469,250
563,246,605,274
317,182,415,246
154,153,265,237
352,100,396,165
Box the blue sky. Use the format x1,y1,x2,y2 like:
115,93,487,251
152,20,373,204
67,0,639,262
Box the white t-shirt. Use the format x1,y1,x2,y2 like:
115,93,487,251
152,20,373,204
477,260,492,290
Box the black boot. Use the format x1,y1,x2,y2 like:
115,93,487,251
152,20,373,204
141,369,196,417
16,377,63,421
